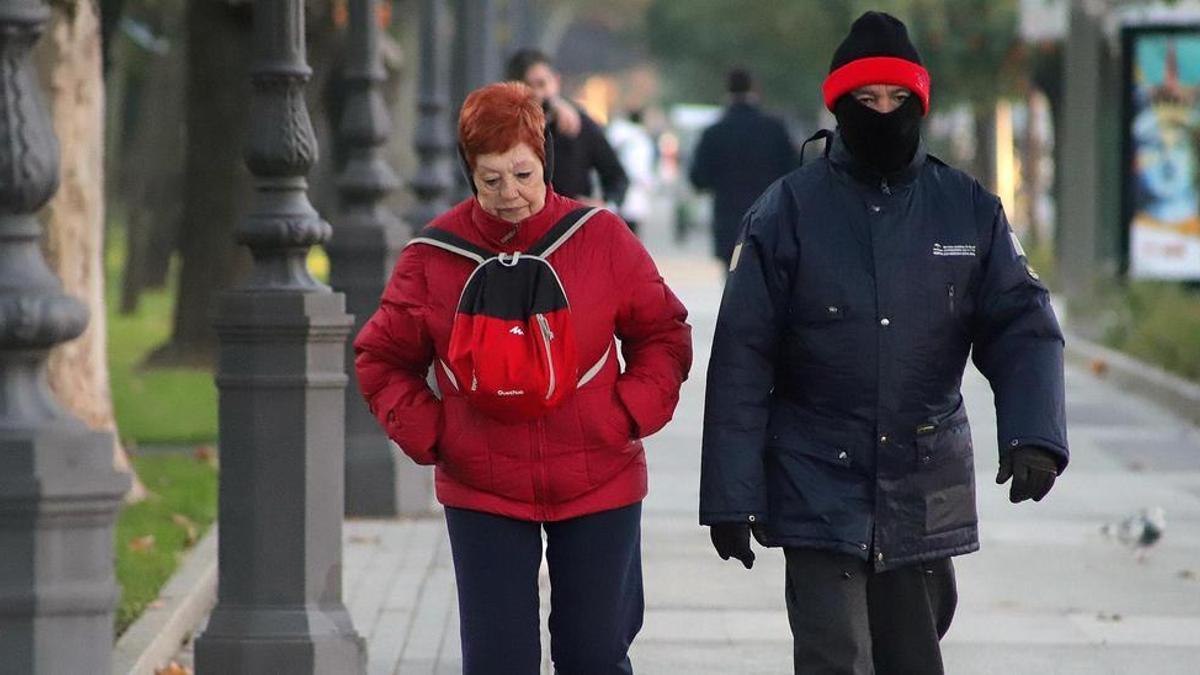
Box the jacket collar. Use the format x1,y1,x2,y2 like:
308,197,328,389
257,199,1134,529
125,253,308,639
828,131,926,191
468,189,568,251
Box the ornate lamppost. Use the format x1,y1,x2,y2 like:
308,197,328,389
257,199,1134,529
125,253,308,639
0,1,129,672
193,0,365,670
329,0,430,516
450,0,499,197
408,0,455,228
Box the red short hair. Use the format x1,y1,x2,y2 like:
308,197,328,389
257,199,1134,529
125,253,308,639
458,82,546,171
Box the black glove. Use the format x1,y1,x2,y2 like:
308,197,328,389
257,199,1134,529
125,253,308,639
710,522,755,569
996,445,1059,503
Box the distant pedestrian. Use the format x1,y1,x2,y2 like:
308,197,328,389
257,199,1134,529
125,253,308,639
689,68,798,269
506,48,629,210
607,109,658,236
354,82,692,675
700,12,1068,674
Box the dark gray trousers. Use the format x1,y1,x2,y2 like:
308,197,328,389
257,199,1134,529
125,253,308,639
784,549,957,675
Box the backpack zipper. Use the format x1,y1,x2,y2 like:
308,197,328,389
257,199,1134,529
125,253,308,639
536,314,556,400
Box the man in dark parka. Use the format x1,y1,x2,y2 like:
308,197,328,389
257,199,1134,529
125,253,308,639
690,69,799,269
699,12,1068,674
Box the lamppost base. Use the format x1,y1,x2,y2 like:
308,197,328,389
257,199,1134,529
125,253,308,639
0,424,128,675
195,604,366,674
344,435,435,517
343,434,393,516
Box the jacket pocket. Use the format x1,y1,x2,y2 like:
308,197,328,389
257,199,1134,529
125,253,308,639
576,386,638,487
765,433,873,539
437,396,494,492
577,386,634,448
794,302,849,326
914,420,977,534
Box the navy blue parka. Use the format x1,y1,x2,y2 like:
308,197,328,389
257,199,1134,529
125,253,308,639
699,133,1068,571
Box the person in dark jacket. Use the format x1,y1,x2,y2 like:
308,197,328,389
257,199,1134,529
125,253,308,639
699,12,1067,674
690,68,799,269
506,48,629,210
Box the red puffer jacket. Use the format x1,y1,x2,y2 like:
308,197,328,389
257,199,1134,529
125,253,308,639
353,191,692,521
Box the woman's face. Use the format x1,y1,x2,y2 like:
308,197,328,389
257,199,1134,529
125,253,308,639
472,143,546,223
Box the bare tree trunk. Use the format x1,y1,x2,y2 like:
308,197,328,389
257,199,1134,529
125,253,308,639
973,104,998,194
1023,89,1044,250
117,5,184,314
35,0,144,501
148,0,254,366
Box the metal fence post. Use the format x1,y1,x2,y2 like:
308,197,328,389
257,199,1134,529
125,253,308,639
329,0,433,517
409,0,455,228
193,0,366,670
0,1,129,672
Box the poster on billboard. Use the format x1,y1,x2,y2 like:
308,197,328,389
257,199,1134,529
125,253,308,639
1123,26,1200,281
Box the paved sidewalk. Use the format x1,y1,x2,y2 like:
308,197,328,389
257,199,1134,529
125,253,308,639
341,245,1200,675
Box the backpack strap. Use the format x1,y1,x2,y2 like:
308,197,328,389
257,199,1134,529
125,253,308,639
527,207,604,258
406,227,494,264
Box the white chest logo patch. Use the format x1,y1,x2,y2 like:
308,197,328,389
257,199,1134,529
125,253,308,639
932,243,976,257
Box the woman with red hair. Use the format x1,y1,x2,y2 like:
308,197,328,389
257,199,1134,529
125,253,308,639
354,82,692,674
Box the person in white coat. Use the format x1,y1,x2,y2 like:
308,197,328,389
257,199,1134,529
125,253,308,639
607,110,657,237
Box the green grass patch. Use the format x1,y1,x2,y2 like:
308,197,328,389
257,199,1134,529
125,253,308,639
106,230,330,445
106,231,218,446
1088,281,1200,382
115,452,218,636
105,224,330,633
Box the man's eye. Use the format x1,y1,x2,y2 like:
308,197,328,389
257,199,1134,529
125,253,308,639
516,172,532,180
484,178,500,188
857,95,874,103
895,92,910,101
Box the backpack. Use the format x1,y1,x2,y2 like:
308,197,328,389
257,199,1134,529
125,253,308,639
407,207,611,423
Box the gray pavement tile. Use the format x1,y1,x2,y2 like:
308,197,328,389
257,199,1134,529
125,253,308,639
326,246,1200,674
398,566,456,669
942,644,1200,675
1092,435,1200,472
628,640,790,675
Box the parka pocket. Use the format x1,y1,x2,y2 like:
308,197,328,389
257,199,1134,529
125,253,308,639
795,302,849,326
437,396,494,492
914,421,977,534
765,432,873,540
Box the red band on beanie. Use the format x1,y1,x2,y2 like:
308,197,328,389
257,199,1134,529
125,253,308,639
823,56,931,115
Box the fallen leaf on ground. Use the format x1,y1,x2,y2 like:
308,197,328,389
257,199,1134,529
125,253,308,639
193,445,216,465
129,535,156,553
1089,358,1109,376
155,661,191,675
172,513,199,546
1180,569,1198,581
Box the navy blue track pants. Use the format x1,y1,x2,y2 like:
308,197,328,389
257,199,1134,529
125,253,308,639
444,502,644,675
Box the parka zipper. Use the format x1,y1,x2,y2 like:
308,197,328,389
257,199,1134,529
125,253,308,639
880,178,892,195
536,314,556,400
947,283,956,314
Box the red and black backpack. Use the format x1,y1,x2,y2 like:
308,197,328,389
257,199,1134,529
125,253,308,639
407,207,610,423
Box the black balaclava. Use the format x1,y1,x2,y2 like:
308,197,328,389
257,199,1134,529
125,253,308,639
833,94,922,175
823,11,931,175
